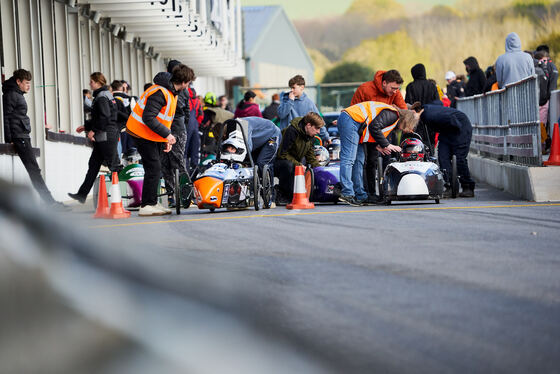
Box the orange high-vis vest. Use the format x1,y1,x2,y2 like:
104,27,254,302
343,101,399,144
126,84,178,142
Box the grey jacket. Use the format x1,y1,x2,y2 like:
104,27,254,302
495,32,535,88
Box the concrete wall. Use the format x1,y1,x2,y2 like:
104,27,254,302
468,154,560,202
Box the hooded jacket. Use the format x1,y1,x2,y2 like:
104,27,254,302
85,86,118,140
137,72,178,140
463,57,487,96
351,70,407,109
234,101,262,119
276,117,320,167
2,76,31,142
421,100,472,146
446,80,466,108
495,32,535,88
405,63,440,105
243,116,282,151
276,91,330,141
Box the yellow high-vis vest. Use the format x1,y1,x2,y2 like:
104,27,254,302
126,85,178,142
343,101,399,144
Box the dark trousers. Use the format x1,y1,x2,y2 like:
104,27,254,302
252,136,279,175
76,132,121,197
274,159,295,199
135,137,164,207
161,131,187,195
12,138,55,204
438,141,475,189
120,131,135,155
184,119,200,173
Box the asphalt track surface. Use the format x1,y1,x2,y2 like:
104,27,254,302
76,183,560,373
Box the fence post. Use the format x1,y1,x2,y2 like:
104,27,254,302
316,84,322,112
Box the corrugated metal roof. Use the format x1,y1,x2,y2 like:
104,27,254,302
242,6,281,57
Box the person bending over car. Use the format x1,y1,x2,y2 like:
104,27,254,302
241,116,281,173
421,100,475,197
274,112,324,205
338,101,422,206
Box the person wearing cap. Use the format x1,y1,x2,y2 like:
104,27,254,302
445,70,466,108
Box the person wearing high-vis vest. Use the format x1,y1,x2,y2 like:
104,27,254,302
338,101,422,206
126,64,194,216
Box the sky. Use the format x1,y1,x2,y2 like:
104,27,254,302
240,0,458,20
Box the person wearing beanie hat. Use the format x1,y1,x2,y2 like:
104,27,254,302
445,70,465,108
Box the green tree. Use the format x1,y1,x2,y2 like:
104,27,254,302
345,0,404,22
322,62,374,83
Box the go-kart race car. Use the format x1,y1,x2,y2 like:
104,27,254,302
304,141,342,203
192,119,273,212
377,135,449,204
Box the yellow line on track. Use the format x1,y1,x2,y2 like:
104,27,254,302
90,203,560,229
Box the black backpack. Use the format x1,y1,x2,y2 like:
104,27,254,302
535,62,550,106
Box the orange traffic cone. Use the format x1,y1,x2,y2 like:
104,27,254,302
106,172,131,219
287,165,314,210
93,175,110,218
544,123,560,166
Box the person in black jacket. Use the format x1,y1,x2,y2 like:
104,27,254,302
463,56,486,96
262,93,280,121
68,72,121,203
421,100,476,197
111,80,133,156
160,60,192,207
2,69,66,209
445,71,466,108
405,63,439,106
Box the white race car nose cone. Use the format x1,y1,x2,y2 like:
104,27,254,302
397,174,429,196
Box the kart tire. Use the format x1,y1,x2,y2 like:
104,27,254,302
180,174,193,210
377,156,384,198
253,165,262,211
451,155,459,198
174,169,181,215
262,165,273,209
435,198,440,204
304,167,314,201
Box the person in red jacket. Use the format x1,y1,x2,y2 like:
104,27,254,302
351,70,407,201
234,90,262,118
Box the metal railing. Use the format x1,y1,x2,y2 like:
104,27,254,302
233,82,363,114
548,89,560,135
457,75,542,166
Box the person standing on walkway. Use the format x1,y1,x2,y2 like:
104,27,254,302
234,90,262,118
69,72,121,205
463,56,486,96
495,32,535,89
277,75,330,144
405,63,439,106
160,60,192,208
2,69,67,209
126,64,194,216
350,69,407,201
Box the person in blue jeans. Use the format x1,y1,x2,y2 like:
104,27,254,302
338,101,421,206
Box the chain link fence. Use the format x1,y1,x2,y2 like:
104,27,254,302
457,75,542,166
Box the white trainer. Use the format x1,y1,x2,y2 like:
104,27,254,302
156,203,172,215
139,204,167,216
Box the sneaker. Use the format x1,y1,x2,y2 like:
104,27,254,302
68,192,86,204
442,188,452,198
458,188,474,198
156,203,172,214
275,194,291,206
139,204,167,216
363,195,383,205
338,195,361,207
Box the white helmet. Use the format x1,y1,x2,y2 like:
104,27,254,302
314,145,330,166
221,137,246,162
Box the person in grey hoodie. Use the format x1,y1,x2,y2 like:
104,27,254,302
495,32,535,88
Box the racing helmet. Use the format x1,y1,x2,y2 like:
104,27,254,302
221,137,246,162
328,138,340,161
204,92,217,107
400,138,425,161
314,145,330,166
123,147,141,166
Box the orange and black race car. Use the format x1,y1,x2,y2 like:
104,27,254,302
192,119,273,212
